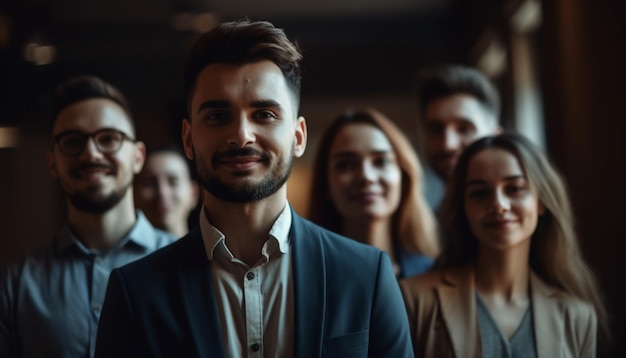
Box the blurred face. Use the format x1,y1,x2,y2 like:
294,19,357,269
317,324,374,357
48,98,145,214
464,148,543,251
134,152,197,231
327,123,402,222
182,60,307,203
423,94,499,180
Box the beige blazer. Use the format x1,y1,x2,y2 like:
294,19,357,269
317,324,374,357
400,265,597,358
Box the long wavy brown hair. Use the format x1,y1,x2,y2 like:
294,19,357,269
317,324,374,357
438,132,608,338
308,108,439,257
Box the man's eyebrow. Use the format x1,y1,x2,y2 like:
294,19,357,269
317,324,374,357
197,100,284,114
197,100,230,114
250,100,283,110
457,117,478,126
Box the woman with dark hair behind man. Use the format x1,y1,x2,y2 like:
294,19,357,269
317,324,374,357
401,132,607,357
308,107,439,278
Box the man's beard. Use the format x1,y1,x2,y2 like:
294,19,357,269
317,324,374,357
195,146,293,203
63,178,130,214
431,151,459,180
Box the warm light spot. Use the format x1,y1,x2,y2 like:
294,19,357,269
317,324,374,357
193,13,218,33
23,42,56,65
477,37,507,78
0,127,20,148
511,0,542,34
0,13,11,48
171,12,218,33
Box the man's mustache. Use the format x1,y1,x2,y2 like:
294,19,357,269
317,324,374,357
212,148,270,165
71,163,114,175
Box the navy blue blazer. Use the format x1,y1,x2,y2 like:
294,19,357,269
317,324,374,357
95,210,413,357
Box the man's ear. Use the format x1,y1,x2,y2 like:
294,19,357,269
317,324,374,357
293,116,307,158
132,141,146,174
182,118,194,160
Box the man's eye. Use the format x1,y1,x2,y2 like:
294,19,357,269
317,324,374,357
205,112,229,122
253,111,277,120
99,134,118,145
63,136,84,148
457,124,476,135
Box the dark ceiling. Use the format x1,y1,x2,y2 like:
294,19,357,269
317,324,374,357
0,0,465,129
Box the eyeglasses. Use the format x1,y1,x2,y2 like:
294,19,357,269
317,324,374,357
53,129,136,156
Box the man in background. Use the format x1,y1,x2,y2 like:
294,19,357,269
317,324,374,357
417,65,502,210
0,76,175,358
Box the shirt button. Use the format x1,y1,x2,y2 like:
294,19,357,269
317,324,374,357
251,343,260,352
95,257,103,265
246,272,255,280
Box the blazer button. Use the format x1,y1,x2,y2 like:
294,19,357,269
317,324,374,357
251,343,260,352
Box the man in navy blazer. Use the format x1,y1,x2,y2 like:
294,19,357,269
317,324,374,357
95,20,413,357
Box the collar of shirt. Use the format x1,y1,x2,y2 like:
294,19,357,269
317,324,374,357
55,211,160,255
199,203,292,262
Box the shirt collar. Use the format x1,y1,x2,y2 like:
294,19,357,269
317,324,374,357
55,211,160,254
199,203,292,261
269,204,291,254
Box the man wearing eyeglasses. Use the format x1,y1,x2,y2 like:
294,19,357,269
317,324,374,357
0,75,176,358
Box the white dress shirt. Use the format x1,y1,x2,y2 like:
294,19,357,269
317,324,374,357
199,204,294,358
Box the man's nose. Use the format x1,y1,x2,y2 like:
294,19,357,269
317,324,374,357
77,137,104,159
443,128,461,151
227,116,256,147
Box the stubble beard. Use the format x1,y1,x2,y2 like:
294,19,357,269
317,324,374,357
195,146,293,203
65,182,130,214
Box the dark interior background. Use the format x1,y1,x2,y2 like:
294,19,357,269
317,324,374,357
1,0,624,355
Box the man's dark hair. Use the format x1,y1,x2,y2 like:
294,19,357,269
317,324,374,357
417,65,500,120
52,75,134,131
183,20,303,113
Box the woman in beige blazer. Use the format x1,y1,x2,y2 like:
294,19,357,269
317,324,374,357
401,133,607,358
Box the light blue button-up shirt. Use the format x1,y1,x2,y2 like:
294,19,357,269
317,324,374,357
0,211,176,358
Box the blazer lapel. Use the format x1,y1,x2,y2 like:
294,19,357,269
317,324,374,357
291,211,326,357
437,266,481,358
531,271,562,358
178,229,226,358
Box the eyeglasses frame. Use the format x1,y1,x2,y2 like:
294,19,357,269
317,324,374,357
53,128,136,157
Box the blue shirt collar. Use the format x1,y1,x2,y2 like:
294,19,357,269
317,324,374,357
55,211,159,254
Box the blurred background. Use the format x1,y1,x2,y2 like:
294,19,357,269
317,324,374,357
0,0,624,354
